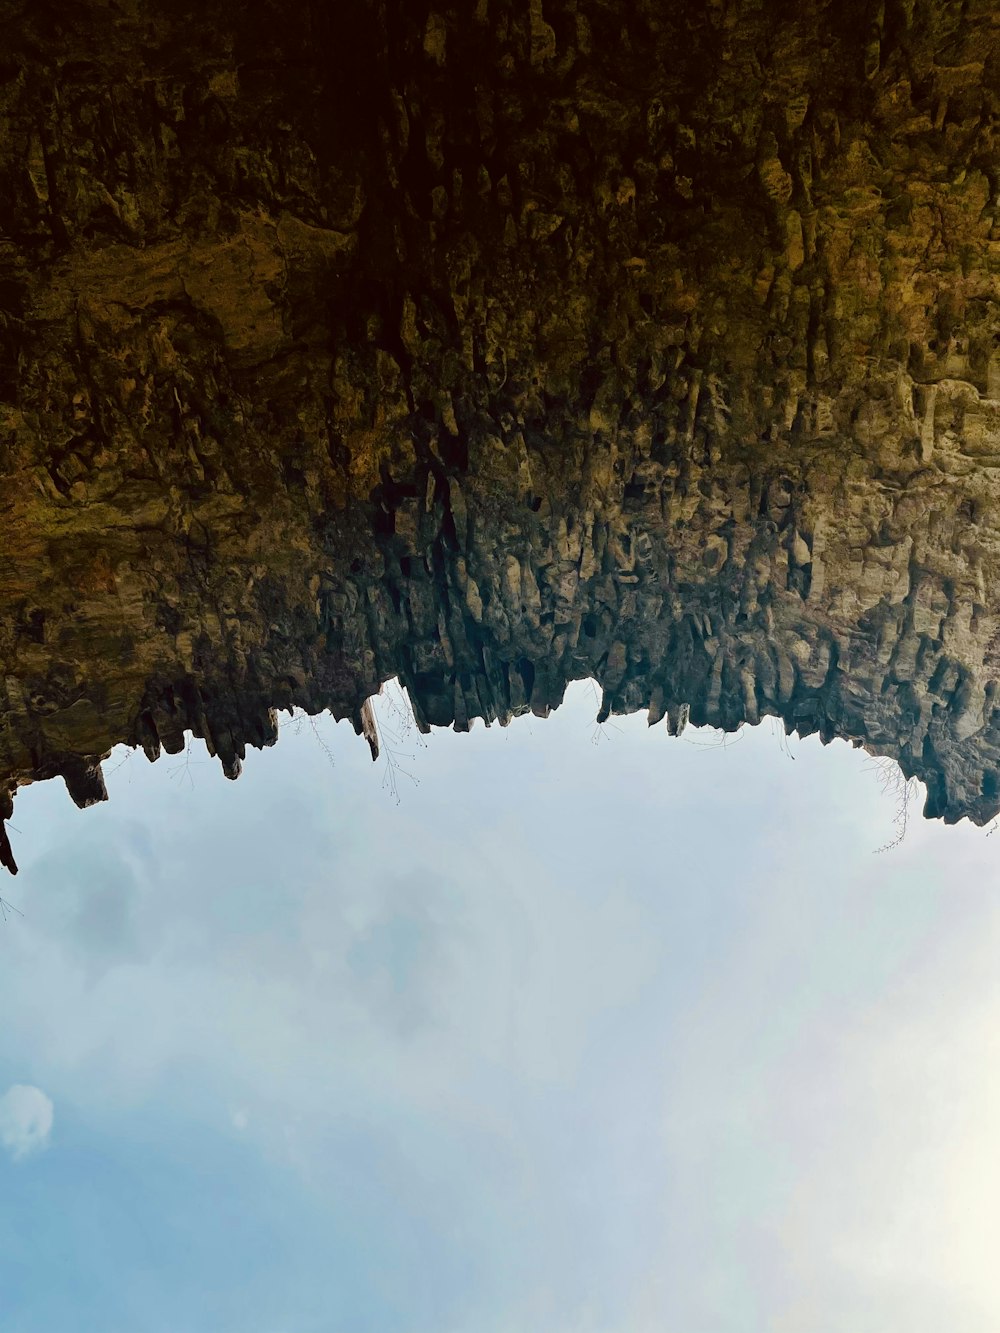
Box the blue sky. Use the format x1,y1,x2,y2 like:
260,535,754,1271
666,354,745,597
2,683,1000,1332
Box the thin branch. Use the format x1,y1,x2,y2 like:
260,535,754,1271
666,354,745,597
866,755,915,852
373,682,422,803
0,895,23,923
308,716,337,771
167,738,205,790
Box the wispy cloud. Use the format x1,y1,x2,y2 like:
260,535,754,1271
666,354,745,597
0,1084,54,1161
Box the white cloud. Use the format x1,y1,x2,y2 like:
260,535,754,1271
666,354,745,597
7,691,1000,1329
0,1084,54,1161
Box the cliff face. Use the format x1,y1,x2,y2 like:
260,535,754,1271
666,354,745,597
2,0,1000,868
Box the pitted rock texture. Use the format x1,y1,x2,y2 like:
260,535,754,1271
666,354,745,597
2,0,1000,868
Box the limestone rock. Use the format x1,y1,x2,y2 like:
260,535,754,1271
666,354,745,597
2,0,1000,867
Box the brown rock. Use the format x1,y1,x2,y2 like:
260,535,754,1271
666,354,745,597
2,0,1000,866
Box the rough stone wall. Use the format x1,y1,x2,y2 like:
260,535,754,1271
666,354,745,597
2,0,1000,868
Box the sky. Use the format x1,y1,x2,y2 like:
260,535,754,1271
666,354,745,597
2,682,1000,1332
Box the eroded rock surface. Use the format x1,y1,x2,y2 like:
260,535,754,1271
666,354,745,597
3,0,1000,867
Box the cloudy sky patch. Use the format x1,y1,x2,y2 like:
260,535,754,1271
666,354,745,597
2,684,999,1331
0,1084,54,1162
